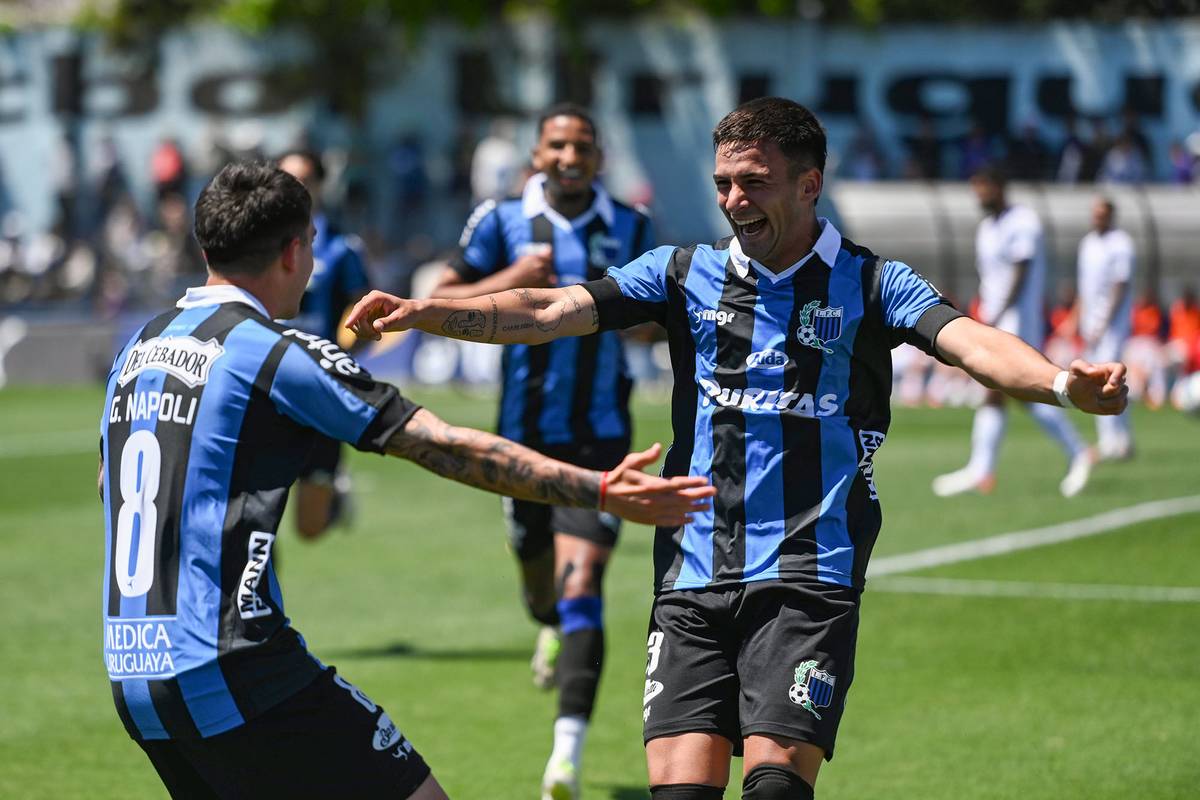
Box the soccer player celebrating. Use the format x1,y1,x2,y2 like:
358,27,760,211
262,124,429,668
1063,196,1136,459
429,103,653,799
277,149,371,540
933,165,1094,498
347,98,1127,800
98,162,713,799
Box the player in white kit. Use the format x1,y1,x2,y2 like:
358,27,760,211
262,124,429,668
933,166,1093,498
1066,197,1135,459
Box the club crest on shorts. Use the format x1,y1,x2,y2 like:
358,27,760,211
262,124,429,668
796,301,843,354
789,660,836,719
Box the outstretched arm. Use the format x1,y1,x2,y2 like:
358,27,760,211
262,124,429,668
346,285,599,346
386,407,713,526
934,316,1127,414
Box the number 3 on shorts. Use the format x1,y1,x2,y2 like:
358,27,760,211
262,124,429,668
114,430,161,598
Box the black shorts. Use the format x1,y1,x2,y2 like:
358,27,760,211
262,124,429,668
298,434,343,485
642,580,860,760
503,439,628,558
135,668,431,799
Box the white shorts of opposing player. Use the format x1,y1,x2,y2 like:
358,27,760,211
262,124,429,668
1086,336,1135,461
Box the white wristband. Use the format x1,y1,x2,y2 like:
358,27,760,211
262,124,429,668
1052,370,1075,409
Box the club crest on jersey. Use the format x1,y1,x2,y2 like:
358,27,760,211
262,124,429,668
789,660,836,719
118,335,225,388
796,301,843,354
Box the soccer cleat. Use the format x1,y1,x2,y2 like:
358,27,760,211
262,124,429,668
1059,450,1094,498
541,755,579,800
931,467,996,497
531,625,561,691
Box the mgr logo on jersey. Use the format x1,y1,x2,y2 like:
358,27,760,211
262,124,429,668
789,659,836,719
796,301,843,354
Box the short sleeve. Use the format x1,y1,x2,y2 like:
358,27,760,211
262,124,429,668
448,200,505,281
880,260,963,357
582,246,675,330
1007,209,1041,264
270,329,420,453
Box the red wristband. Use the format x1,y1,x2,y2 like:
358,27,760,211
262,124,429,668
598,471,609,511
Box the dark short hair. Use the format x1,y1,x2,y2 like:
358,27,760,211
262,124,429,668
276,148,326,182
970,162,1008,187
536,103,599,144
712,97,826,175
194,162,311,276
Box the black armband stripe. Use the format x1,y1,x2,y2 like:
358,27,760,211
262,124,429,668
582,276,666,331
912,303,965,363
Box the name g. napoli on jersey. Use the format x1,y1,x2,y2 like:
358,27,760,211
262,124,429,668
101,293,418,739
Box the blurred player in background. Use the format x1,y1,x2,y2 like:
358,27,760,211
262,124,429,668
429,103,654,800
98,162,712,799
933,166,1093,498
277,149,371,540
1064,197,1135,458
346,98,1129,800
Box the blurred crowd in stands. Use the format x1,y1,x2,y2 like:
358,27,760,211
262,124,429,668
839,107,1200,184
1,110,1198,407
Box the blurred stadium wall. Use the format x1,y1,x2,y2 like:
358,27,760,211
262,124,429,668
1,17,1199,383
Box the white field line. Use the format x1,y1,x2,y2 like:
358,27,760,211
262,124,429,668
0,429,98,458
867,495,1200,578
870,576,1200,603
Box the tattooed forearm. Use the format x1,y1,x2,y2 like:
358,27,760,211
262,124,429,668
388,408,600,507
442,309,487,339
534,304,565,333
487,295,498,343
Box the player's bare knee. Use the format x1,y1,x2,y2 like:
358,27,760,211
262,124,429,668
556,554,606,600
406,773,449,800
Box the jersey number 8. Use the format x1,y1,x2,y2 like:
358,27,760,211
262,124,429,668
115,429,161,598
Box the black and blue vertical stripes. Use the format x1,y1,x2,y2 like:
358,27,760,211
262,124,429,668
452,192,654,446
586,220,962,593
101,295,419,740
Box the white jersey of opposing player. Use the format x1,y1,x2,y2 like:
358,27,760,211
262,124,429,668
975,204,1046,344
1077,228,1134,350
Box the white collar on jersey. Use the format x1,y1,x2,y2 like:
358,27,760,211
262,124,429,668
521,172,616,232
727,216,842,285
176,284,271,318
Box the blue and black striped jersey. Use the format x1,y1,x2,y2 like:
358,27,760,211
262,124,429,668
584,219,962,593
100,285,419,740
284,213,371,341
451,175,653,446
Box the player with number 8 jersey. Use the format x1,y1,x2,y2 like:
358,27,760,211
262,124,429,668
97,161,714,798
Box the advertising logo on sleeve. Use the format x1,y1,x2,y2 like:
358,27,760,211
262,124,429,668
117,336,225,388
282,328,363,377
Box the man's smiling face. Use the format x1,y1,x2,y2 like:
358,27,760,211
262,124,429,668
713,139,820,270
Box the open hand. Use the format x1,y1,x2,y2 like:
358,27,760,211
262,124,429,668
601,443,716,527
344,290,420,341
1066,359,1129,415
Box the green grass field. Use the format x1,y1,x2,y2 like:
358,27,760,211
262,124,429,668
1,384,1197,799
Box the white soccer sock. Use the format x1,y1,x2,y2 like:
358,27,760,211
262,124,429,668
549,714,588,769
1027,402,1085,460
966,405,1007,476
